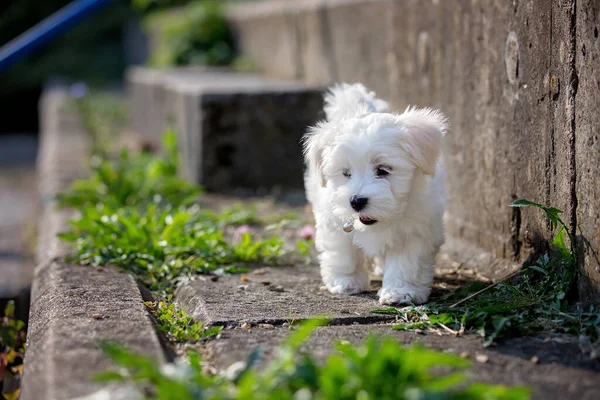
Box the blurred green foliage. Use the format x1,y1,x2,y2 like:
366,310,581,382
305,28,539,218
142,0,236,68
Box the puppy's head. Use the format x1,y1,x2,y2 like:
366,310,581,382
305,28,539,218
303,84,447,229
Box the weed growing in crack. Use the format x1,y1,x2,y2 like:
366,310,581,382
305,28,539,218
145,300,222,342
93,318,530,400
374,199,600,352
58,202,287,295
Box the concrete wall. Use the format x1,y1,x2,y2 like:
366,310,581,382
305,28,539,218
229,0,600,302
575,0,600,302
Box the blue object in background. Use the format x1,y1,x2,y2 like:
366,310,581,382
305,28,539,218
0,0,116,74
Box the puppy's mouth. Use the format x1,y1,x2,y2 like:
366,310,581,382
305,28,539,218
359,216,378,225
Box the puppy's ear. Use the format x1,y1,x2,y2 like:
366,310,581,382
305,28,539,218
302,123,328,187
396,107,448,176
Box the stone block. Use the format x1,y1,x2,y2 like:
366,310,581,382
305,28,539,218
21,262,169,400
127,68,324,193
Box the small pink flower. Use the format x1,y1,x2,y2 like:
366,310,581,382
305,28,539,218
235,225,251,235
299,225,315,240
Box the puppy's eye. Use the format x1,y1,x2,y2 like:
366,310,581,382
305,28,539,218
342,169,352,178
376,166,390,178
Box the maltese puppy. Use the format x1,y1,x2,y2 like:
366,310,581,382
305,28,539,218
302,83,448,305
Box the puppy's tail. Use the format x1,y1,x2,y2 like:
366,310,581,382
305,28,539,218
323,83,389,121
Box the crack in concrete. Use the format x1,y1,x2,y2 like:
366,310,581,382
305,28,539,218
568,0,579,242
211,314,397,328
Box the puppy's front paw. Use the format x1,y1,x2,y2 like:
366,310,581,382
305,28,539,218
378,286,429,305
326,274,368,295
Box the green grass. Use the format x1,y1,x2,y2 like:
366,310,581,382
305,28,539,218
141,1,236,68
58,201,286,295
374,200,600,351
94,318,530,400
146,299,222,342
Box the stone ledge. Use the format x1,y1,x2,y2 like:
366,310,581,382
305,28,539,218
20,83,168,400
22,261,168,400
126,67,324,193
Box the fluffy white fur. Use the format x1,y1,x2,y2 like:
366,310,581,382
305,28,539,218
303,83,448,305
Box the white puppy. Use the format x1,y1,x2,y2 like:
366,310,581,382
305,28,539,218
302,83,448,305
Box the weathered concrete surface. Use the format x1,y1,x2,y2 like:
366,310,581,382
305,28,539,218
228,0,600,301
21,84,168,400
228,0,321,82
575,0,600,304
175,265,396,326
127,67,324,193
22,262,168,400
205,324,600,400
434,0,575,278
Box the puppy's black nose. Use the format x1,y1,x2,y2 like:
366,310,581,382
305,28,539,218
350,195,368,211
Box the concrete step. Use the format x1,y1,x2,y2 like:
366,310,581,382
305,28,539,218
126,67,324,194
174,262,600,399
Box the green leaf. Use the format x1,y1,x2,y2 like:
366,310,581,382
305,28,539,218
552,225,571,256
426,372,466,391
283,317,329,350
91,370,126,382
429,313,456,325
527,265,549,275
56,232,79,242
508,199,543,208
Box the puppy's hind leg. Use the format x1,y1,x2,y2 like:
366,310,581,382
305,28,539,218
372,256,384,277
316,224,368,295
